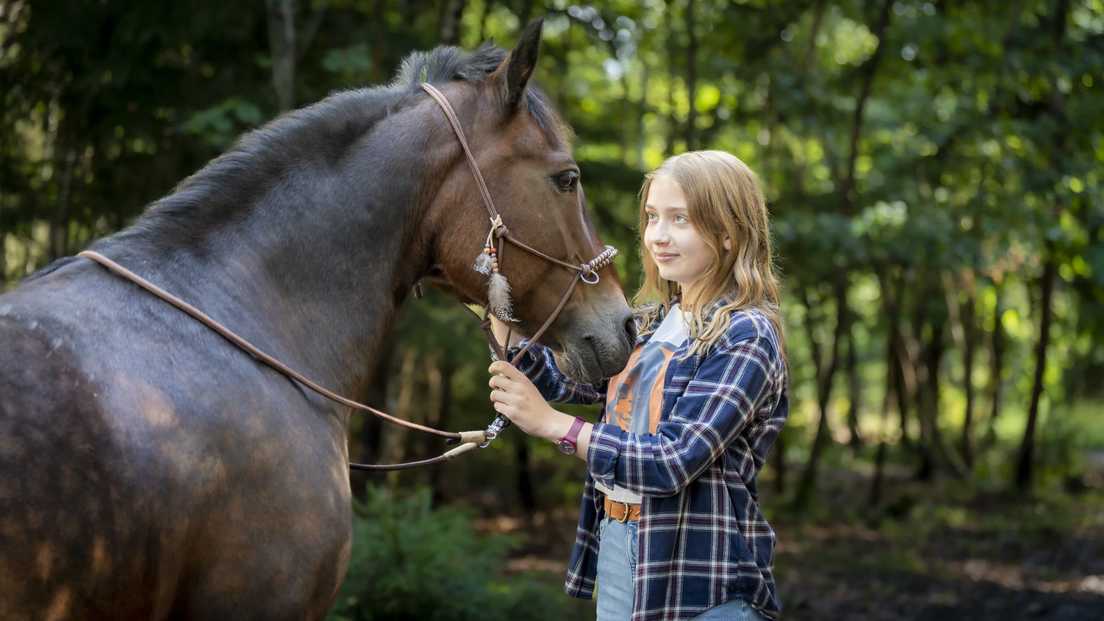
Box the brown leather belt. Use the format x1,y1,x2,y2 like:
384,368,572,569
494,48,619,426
603,497,641,522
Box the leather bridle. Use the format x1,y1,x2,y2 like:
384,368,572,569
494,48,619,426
77,81,617,471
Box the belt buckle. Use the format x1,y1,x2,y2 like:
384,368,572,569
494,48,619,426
614,500,630,523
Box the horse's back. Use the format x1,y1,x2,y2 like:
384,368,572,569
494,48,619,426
0,267,352,620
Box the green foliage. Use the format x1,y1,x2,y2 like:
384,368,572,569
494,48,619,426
183,97,264,148
2,0,1101,522
3,3,1103,615
328,487,567,621
322,44,375,78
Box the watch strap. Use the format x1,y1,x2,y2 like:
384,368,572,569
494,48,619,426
557,416,586,454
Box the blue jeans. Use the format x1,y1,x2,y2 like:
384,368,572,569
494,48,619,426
689,598,767,620
596,517,766,621
596,517,637,621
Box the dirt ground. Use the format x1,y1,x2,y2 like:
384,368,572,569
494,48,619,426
492,468,1104,621
772,509,1104,620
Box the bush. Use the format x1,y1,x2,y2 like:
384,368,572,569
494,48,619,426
328,487,568,621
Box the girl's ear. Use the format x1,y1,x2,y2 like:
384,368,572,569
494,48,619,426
723,236,732,251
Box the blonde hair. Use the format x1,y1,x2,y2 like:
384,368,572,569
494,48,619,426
633,150,784,357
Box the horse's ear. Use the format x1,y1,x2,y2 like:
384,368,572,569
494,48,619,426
501,18,543,110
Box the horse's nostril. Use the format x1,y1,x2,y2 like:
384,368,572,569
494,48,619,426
623,315,637,346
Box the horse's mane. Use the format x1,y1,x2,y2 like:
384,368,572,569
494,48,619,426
99,42,566,252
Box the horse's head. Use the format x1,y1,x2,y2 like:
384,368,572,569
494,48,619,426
423,21,633,385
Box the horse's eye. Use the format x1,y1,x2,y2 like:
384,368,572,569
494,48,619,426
553,170,579,193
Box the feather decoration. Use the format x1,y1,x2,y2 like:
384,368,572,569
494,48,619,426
473,251,494,275
488,272,517,322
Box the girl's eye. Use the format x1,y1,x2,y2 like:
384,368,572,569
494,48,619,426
674,215,688,224
553,170,580,193
646,212,658,222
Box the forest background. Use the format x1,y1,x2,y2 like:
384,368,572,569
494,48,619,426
2,1,1102,619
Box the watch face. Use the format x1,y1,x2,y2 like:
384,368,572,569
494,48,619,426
558,440,577,455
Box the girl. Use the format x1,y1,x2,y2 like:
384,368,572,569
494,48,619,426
488,150,788,621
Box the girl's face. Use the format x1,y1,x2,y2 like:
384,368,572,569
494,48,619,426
643,175,715,298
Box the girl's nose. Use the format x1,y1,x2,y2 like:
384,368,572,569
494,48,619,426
649,223,671,245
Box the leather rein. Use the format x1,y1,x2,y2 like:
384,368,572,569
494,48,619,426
78,81,617,471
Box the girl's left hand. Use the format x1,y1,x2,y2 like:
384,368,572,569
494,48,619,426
488,361,557,440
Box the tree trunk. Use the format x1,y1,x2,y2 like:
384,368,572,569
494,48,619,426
906,276,938,479
684,0,698,150
982,280,1006,449
663,0,680,156
266,0,297,112
804,0,827,71
959,291,978,468
943,272,978,468
384,348,419,488
635,62,650,168
438,0,465,45
839,0,893,214
869,313,898,507
878,267,914,449
422,355,443,459
516,0,535,27
772,431,786,495
915,313,965,480
50,146,77,261
1015,250,1057,490
911,323,935,480
400,0,419,29
477,0,493,42
516,435,536,516
1015,0,1068,490
0,232,7,289
351,334,395,496
618,67,633,163
793,280,847,509
845,323,863,451
814,0,892,215
892,326,914,449
429,358,454,506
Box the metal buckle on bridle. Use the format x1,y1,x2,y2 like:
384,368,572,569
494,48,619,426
479,415,508,448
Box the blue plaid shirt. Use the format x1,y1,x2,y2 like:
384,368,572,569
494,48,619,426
513,302,788,621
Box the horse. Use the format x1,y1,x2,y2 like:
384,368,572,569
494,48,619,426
0,20,634,620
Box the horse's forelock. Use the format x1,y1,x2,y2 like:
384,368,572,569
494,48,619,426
394,43,570,149
393,43,506,91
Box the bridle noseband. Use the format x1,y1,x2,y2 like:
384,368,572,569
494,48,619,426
77,81,619,471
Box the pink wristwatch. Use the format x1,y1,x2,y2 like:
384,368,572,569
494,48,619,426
557,416,587,455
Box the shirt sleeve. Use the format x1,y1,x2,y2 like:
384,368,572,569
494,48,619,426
509,340,607,405
585,332,776,496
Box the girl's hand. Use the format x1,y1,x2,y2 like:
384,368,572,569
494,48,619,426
488,361,562,441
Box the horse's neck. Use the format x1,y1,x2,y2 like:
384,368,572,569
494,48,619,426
106,150,433,402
